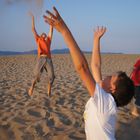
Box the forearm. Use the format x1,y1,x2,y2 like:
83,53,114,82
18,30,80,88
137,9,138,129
62,26,89,72
31,17,36,32
91,37,102,82
31,17,38,37
91,38,101,69
48,25,53,40
61,26,95,95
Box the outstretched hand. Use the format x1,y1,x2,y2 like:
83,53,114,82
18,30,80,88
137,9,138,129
94,26,106,39
43,7,67,33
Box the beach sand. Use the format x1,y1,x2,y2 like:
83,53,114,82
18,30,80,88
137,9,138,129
0,54,140,140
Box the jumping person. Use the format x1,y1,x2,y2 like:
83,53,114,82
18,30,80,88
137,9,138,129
28,13,55,97
43,7,134,139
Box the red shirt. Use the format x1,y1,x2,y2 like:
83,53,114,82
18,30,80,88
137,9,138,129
131,58,140,86
36,35,51,58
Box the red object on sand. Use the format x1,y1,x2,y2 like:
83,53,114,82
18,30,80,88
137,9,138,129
131,58,140,86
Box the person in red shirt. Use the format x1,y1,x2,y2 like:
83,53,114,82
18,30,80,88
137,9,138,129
130,58,140,117
28,13,55,97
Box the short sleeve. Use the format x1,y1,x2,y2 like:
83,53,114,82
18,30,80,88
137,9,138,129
91,84,115,114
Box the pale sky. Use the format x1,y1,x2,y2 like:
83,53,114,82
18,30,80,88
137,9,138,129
0,0,140,54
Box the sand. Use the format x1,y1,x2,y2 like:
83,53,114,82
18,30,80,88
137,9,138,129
0,54,140,140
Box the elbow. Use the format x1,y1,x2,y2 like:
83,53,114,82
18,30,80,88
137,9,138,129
76,63,88,73
32,28,34,33
91,63,99,68
91,59,101,69
32,26,35,31
91,63,101,72
76,64,83,72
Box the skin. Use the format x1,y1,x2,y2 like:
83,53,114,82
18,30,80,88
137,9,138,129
43,7,118,96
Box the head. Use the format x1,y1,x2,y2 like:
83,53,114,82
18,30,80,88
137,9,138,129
40,33,47,39
102,71,135,107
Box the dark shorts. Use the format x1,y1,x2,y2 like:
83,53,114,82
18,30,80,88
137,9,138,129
134,86,140,107
33,56,55,84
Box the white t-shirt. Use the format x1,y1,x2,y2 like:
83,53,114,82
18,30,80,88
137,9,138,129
84,83,117,140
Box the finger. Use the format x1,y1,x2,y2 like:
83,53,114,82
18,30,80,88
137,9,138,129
44,17,55,26
97,26,100,32
103,27,106,32
43,15,55,23
46,10,57,20
101,26,104,32
53,7,60,17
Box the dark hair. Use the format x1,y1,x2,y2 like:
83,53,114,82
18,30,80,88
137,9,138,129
112,71,135,107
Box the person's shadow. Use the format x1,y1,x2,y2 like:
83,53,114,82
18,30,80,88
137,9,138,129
116,117,140,140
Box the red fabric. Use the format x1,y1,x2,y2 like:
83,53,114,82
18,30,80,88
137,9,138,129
131,58,140,86
36,36,51,58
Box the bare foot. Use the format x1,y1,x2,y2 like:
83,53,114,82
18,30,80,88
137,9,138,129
28,87,33,97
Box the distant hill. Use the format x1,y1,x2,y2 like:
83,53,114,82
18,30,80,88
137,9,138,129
0,48,92,56
0,50,37,55
52,48,70,54
0,49,123,56
0,49,69,55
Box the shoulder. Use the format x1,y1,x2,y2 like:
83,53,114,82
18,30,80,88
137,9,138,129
46,36,51,41
91,83,116,108
35,35,40,42
92,83,108,98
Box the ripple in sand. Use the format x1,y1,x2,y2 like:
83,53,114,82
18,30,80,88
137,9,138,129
74,121,81,128
69,132,85,140
0,125,15,140
35,124,44,136
46,117,55,127
13,117,27,125
57,113,72,125
22,133,34,140
54,127,65,131
56,97,65,105
27,109,42,118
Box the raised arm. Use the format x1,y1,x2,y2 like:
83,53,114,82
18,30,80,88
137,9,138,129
91,27,106,83
29,12,39,39
48,25,53,41
43,7,95,96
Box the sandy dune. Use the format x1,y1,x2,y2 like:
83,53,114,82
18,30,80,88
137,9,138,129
0,54,139,140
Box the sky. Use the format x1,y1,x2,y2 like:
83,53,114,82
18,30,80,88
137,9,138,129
0,0,140,54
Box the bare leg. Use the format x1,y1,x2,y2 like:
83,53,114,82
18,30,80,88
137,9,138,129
28,79,36,96
45,59,55,97
28,57,45,96
47,82,52,97
28,72,41,96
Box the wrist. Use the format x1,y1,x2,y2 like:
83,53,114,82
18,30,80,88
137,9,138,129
61,24,70,36
94,37,100,41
